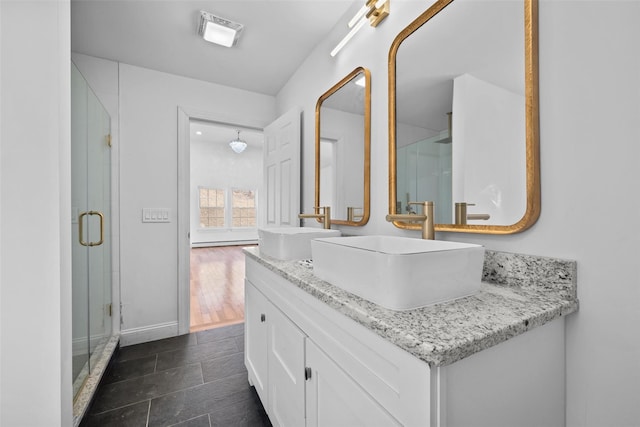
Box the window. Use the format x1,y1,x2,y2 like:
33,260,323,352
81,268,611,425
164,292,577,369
198,187,257,229
199,188,225,228
232,189,256,227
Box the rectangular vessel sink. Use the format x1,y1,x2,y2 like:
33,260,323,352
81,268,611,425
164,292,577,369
311,235,485,310
258,227,341,261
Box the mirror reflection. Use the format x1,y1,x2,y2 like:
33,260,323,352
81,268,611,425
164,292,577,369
390,0,539,233
317,67,370,226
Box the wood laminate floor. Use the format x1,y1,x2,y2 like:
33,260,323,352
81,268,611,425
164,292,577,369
190,246,254,333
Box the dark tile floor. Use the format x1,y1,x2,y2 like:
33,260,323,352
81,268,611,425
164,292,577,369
80,323,272,427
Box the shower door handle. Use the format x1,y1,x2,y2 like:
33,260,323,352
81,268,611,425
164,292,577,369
79,211,105,247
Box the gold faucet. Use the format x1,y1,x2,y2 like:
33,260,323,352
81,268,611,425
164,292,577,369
299,206,332,229
385,201,435,240
454,202,490,225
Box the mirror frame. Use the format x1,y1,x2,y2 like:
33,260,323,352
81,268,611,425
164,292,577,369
388,0,540,234
316,66,371,226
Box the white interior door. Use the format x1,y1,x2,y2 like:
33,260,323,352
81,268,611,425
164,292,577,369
262,107,301,228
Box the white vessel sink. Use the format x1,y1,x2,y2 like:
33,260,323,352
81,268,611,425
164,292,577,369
311,235,485,310
258,227,341,261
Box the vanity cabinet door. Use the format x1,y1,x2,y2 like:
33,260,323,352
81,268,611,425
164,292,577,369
267,305,306,427
305,340,402,427
245,280,269,404
245,280,306,427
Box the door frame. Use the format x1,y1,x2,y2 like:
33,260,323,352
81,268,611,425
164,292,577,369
177,107,266,335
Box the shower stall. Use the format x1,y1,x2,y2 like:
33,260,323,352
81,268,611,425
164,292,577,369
396,131,453,224
71,62,117,422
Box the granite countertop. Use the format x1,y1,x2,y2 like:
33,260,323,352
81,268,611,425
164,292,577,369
244,247,578,367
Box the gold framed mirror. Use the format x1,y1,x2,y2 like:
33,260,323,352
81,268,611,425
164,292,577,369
389,0,539,234
316,67,371,226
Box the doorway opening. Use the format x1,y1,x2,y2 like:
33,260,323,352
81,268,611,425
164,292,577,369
188,120,263,332
178,107,300,335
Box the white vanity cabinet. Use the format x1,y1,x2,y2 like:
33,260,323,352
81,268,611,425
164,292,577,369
244,256,567,427
245,280,403,427
245,259,431,427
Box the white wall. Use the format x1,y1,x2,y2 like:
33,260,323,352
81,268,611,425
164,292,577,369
117,63,275,344
0,1,72,425
277,0,640,425
452,73,525,224
319,107,364,220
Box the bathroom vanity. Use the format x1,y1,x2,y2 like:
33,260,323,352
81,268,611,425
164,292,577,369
244,247,577,427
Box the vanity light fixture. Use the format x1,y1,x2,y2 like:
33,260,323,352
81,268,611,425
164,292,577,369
229,130,247,153
331,0,389,57
198,10,243,48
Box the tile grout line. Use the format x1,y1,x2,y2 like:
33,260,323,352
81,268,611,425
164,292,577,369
89,399,154,417
150,388,256,426
101,345,244,388
92,371,253,416
117,333,210,363
145,400,151,427
101,360,204,388
89,363,206,415
155,348,240,374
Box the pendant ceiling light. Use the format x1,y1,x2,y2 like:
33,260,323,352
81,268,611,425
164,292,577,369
229,130,247,153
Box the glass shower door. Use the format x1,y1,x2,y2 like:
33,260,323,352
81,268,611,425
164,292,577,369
71,63,112,399
86,76,112,369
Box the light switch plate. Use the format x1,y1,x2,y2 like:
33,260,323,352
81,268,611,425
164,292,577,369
142,208,170,223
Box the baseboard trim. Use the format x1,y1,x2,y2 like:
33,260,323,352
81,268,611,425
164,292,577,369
120,321,179,347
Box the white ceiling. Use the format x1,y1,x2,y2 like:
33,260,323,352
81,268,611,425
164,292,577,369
71,0,355,96
190,120,264,151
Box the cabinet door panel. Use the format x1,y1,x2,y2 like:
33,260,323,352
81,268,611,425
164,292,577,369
245,281,268,404
268,307,306,427
306,340,401,427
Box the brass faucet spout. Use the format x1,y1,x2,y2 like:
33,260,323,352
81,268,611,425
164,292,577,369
299,206,332,229
455,202,490,225
386,201,435,239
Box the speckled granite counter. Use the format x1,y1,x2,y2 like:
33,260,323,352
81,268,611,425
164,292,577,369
244,247,578,367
